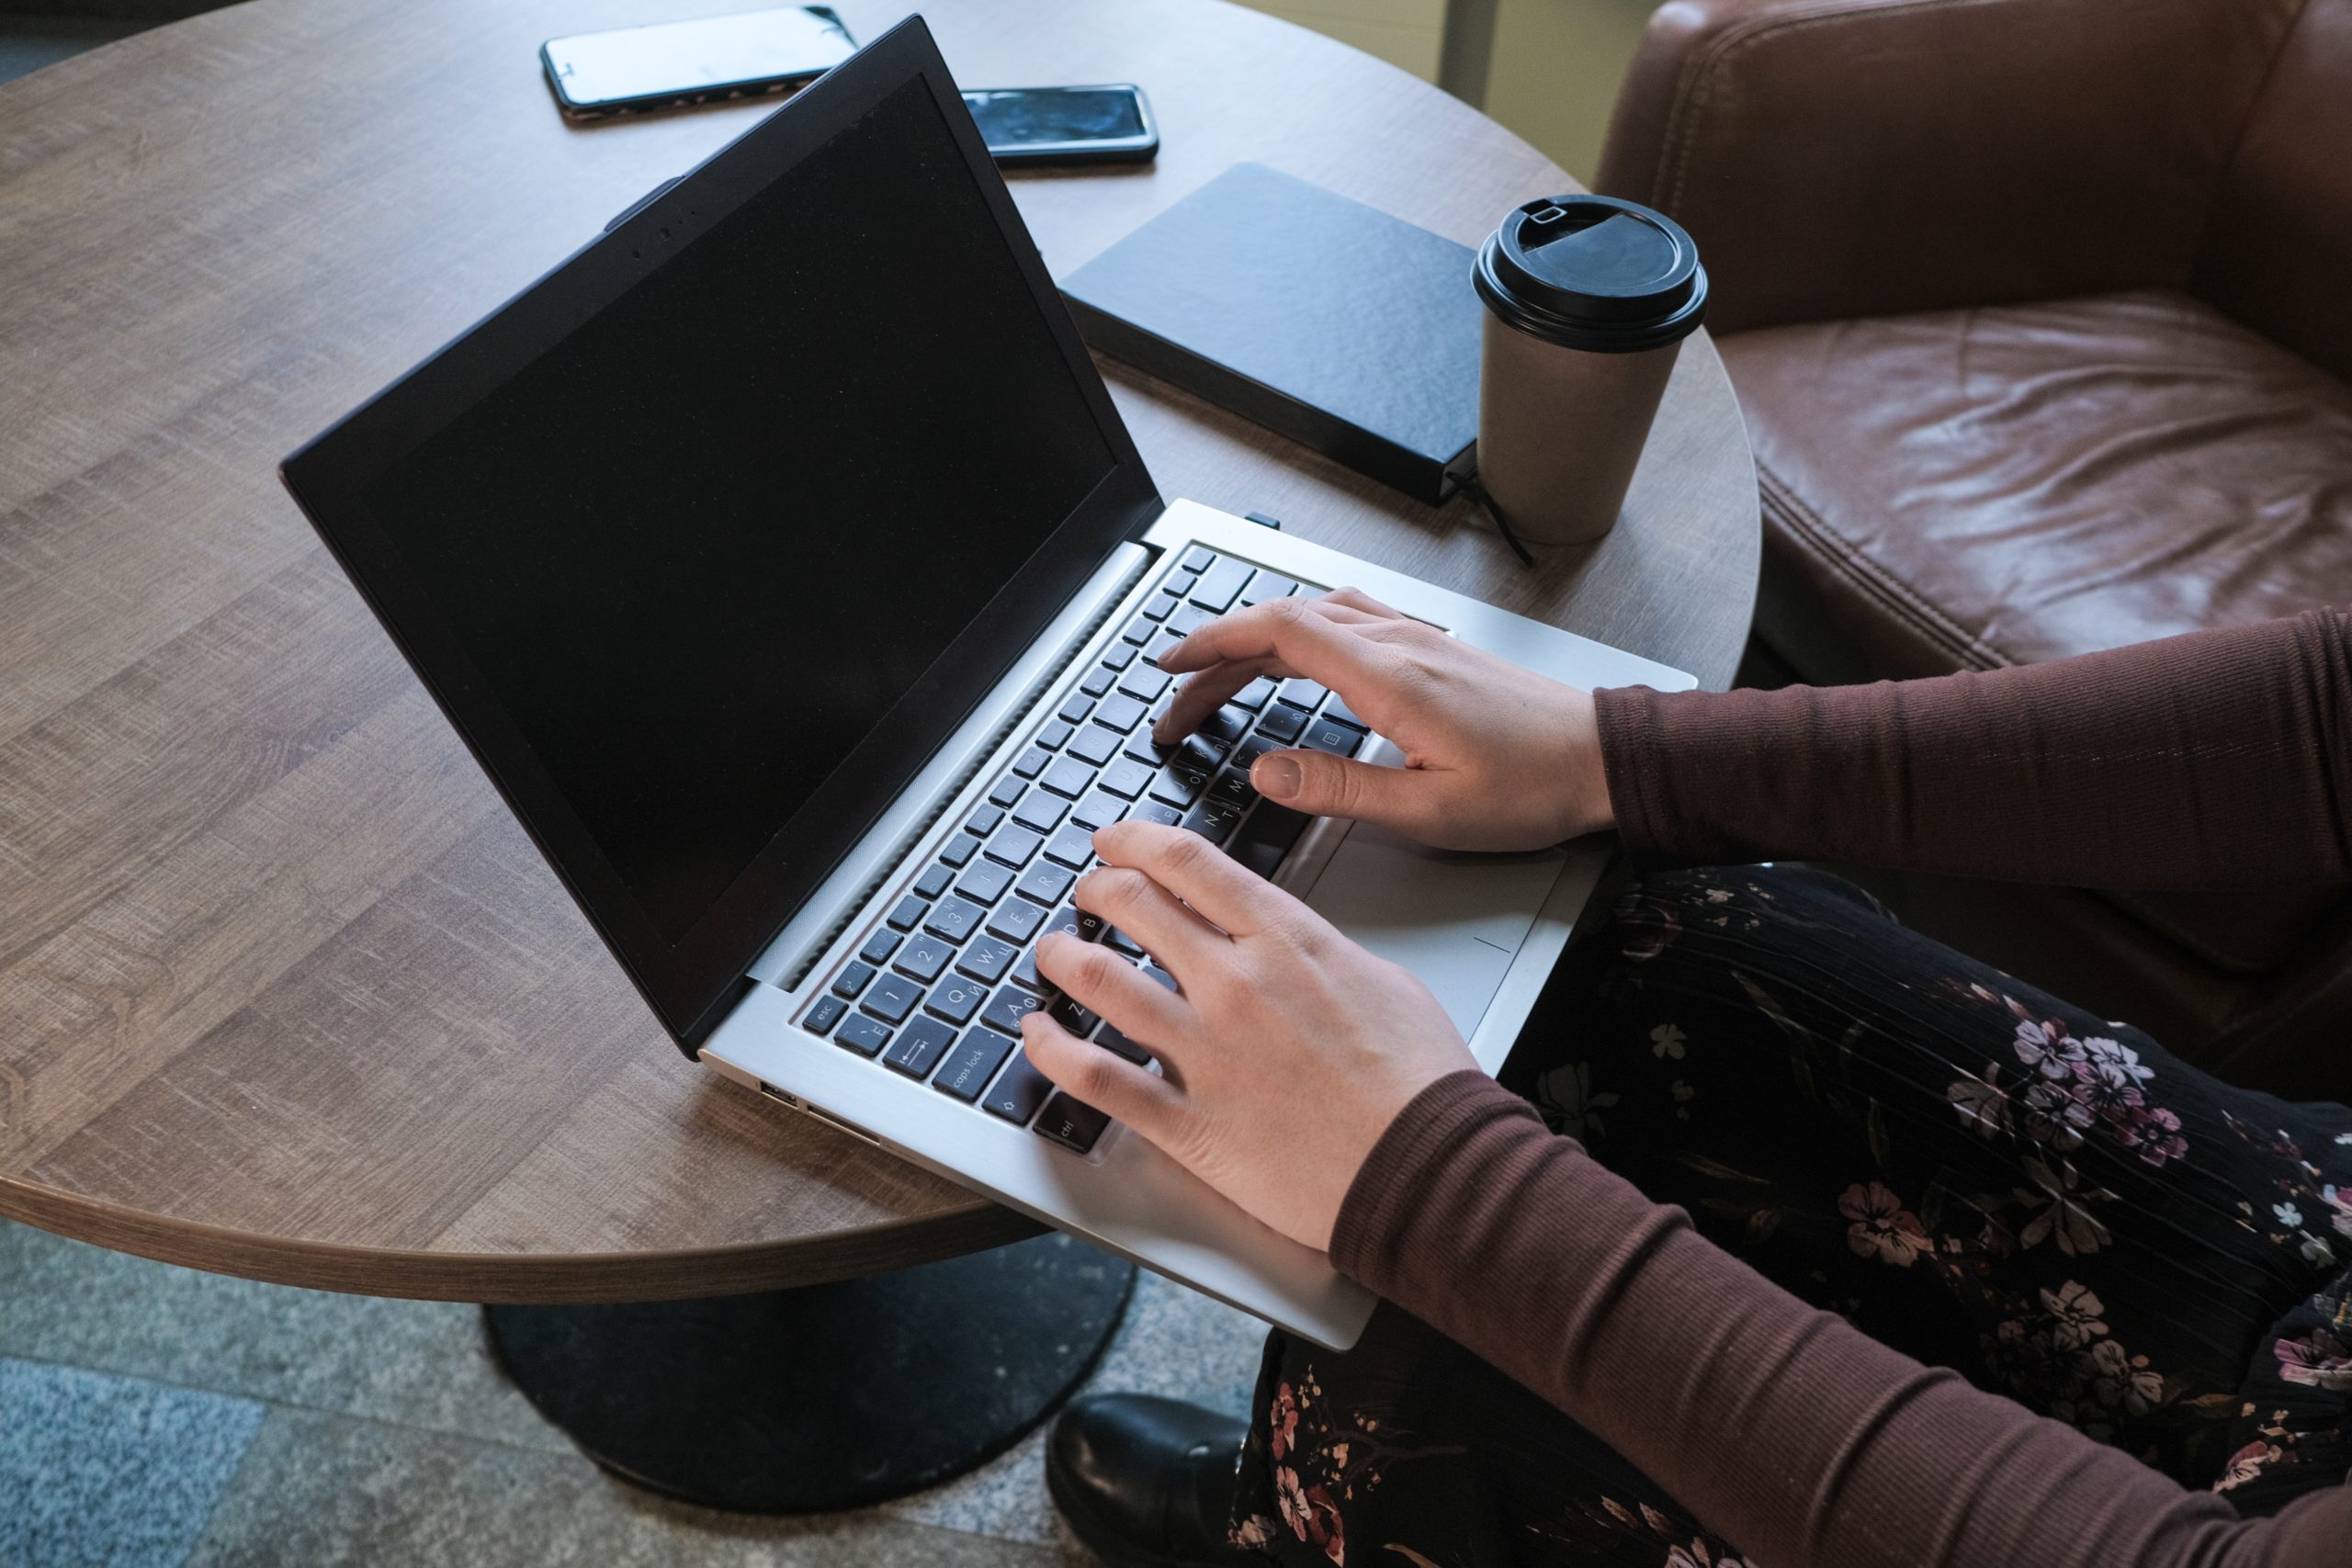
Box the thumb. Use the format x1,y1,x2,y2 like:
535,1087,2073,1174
1250,748,1429,829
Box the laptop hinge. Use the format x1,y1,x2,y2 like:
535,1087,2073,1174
742,540,1157,997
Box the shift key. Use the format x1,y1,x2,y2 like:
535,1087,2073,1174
981,1052,1054,1124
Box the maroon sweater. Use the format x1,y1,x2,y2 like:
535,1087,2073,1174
1331,609,2352,1568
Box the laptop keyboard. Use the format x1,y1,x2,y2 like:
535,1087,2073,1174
795,544,1373,1156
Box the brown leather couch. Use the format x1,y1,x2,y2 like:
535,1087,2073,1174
1593,0,2352,1100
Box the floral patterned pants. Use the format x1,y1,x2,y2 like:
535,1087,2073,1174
1228,866,2352,1566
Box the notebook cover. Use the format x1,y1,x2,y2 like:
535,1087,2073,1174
1058,163,1482,504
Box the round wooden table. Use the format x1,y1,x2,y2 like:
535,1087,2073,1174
0,0,1757,1507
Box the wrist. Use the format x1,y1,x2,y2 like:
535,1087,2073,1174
1562,686,1616,837
1329,1070,1532,1280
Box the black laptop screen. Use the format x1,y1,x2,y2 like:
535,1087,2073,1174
360,76,1118,947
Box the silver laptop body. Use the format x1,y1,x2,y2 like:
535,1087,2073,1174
702,498,1690,1348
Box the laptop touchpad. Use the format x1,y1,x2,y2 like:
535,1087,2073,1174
1297,823,1564,1037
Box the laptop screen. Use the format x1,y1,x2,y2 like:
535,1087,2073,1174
356,76,1121,952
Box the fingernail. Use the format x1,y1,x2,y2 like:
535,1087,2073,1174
1254,753,1302,799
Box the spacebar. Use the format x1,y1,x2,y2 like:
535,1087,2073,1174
1226,804,1311,880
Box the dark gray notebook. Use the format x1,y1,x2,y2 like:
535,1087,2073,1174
1058,163,1483,504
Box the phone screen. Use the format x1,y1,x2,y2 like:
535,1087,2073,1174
545,6,855,109
962,87,1147,150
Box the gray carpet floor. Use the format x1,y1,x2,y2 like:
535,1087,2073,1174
0,1217,1268,1566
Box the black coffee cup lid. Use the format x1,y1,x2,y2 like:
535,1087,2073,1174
1475,194,1707,352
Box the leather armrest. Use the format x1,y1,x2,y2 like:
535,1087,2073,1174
1593,0,2297,335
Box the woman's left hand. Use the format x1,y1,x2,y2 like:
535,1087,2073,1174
1018,819,1475,1252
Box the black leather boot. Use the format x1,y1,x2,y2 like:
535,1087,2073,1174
1046,1393,1254,1566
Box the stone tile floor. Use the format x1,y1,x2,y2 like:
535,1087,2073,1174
0,1218,1269,1566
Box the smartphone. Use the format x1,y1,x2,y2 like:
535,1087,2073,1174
541,6,856,120
961,85,1159,166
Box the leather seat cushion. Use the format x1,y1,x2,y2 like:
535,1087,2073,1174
1719,288,2352,676
1720,288,2352,974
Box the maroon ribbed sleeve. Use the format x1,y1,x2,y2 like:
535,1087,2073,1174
1333,1072,2349,1568
1593,609,2351,887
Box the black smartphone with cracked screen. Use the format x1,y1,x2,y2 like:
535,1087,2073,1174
962,85,1159,165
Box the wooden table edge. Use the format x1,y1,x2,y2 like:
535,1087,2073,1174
0,1174,1045,1303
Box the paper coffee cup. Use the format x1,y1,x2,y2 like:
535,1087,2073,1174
1473,195,1708,546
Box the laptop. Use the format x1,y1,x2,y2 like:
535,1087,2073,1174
279,15,1692,1349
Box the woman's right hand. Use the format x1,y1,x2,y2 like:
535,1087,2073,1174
1153,589,1617,852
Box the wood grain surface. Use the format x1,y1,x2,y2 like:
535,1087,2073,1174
0,0,1757,1302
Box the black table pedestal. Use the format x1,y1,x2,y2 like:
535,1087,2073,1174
485,1232,1136,1513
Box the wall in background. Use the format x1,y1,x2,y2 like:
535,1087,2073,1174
1236,0,1449,83
1479,0,1654,183
1230,0,1655,185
